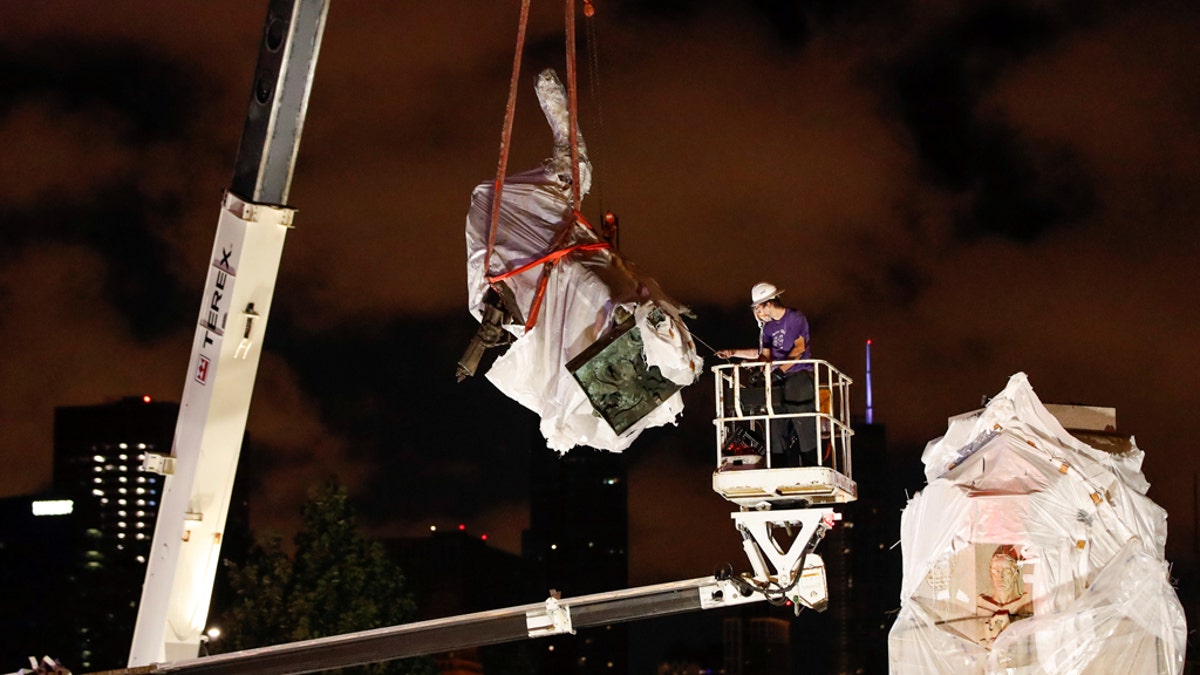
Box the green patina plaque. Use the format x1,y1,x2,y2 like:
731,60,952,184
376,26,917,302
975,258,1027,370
567,309,682,435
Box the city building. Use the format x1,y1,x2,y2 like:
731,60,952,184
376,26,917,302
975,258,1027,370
52,396,178,671
723,613,791,675
816,419,897,674
524,445,630,674
384,525,538,674
0,396,255,672
0,493,78,667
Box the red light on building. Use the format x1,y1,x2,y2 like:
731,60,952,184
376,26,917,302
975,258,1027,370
481,534,489,541
458,523,466,531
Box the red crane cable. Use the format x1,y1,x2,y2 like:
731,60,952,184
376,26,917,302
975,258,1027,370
506,216,608,330
482,0,532,281
565,0,582,213
517,0,587,331
483,0,596,331
488,242,611,284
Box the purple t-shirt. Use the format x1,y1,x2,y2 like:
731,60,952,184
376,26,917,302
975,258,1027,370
760,308,812,371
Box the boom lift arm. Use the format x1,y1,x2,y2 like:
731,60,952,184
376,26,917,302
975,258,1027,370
116,508,838,675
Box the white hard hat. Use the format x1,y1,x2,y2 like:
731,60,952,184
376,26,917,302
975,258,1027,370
750,282,784,306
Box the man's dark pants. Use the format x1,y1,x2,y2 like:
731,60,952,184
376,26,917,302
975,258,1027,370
770,370,816,467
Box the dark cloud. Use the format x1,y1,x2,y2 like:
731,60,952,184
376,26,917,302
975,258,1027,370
0,40,211,144
264,310,537,522
611,0,878,49
0,39,224,339
0,184,189,340
883,2,1098,242
962,132,1095,241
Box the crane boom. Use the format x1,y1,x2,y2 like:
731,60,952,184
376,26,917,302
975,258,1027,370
128,0,329,665
130,578,766,675
106,509,834,675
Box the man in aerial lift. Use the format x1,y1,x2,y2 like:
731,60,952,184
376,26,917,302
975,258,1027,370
716,282,818,466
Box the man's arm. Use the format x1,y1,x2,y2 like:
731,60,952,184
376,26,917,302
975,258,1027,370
780,336,806,372
715,347,764,360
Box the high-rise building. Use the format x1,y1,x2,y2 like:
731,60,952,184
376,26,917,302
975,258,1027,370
52,396,177,671
722,613,791,675
524,444,629,674
0,494,78,667
802,419,896,674
384,526,539,674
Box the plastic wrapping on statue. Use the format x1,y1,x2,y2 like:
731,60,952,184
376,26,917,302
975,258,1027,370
464,70,702,452
888,373,1186,674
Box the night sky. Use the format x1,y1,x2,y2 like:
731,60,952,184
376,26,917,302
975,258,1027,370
2,0,1198,591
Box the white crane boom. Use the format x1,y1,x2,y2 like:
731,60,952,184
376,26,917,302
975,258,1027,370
128,0,329,665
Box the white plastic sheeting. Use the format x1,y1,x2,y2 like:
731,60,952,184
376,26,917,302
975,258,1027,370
888,372,1186,674
464,71,702,452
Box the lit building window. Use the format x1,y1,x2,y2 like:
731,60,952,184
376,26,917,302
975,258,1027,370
31,500,74,516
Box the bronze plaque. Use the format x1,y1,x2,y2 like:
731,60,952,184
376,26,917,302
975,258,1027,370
567,310,682,435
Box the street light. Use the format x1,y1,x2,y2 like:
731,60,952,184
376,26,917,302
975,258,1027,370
199,627,221,657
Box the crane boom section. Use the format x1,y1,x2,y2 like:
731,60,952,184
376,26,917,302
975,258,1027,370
128,577,769,675
130,0,329,664
129,196,293,665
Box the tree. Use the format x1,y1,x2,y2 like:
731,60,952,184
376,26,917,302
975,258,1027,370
215,480,434,675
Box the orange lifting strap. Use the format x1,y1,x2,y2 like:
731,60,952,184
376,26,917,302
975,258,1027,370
483,0,599,331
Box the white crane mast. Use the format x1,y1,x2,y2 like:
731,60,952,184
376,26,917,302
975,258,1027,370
128,0,329,665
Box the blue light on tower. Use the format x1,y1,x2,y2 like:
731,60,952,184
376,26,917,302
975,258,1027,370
865,339,874,424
